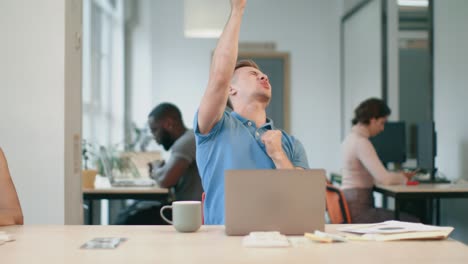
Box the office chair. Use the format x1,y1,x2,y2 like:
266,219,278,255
0,148,24,225
325,184,352,224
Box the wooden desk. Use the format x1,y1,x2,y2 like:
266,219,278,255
374,183,468,225
1,225,467,264
83,186,169,225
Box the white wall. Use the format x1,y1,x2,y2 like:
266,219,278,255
342,0,383,136
0,0,82,224
127,0,154,127
149,0,341,172
341,0,367,15
434,0,468,243
341,0,400,129
386,0,399,120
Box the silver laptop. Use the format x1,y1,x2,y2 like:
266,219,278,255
224,169,326,236
99,146,156,187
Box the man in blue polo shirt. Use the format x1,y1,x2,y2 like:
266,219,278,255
194,0,309,225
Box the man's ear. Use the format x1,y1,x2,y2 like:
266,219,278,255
229,85,237,96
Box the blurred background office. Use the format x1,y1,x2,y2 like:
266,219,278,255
0,0,467,242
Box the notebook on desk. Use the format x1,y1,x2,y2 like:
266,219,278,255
99,147,156,187
338,221,454,241
224,169,326,236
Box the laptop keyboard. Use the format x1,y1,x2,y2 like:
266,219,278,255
112,179,156,187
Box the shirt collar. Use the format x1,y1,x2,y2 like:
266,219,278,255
231,112,275,130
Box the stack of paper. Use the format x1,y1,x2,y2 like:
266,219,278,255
0,231,15,246
242,231,290,248
305,230,347,243
337,221,454,241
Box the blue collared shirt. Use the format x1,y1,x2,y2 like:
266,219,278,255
194,110,309,224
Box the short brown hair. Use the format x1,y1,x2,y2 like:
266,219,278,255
235,59,259,71
352,98,391,125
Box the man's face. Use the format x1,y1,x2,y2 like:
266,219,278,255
148,117,174,151
231,66,271,104
369,117,388,137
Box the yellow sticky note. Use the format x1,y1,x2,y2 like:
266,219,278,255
304,233,333,243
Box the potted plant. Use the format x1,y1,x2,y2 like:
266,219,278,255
82,140,98,189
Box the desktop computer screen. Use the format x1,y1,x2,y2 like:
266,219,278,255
416,121,437,174
370,121,406,167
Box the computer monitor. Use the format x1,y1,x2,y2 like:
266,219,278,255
416,121,437,180
370,121,406,167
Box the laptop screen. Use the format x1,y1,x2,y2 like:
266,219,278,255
98,146,114,182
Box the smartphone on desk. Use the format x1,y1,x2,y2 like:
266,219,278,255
411,170,433,182
80,237,127,249
403,168,421,174
402,168,422,185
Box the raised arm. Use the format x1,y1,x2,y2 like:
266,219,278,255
197,0,246,134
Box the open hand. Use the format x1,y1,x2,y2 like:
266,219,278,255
403,171,418,181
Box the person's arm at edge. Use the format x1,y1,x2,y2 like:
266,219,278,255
0,148,23,225
197,0,246,135
0,210,23,226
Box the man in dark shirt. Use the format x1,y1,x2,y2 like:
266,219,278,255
115,103,203,224
148,102,203,202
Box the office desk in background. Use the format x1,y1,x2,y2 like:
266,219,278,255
83,186,169,225
374,183,468,225
1,225,467,264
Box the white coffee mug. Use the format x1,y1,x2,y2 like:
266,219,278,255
160,201,202,232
